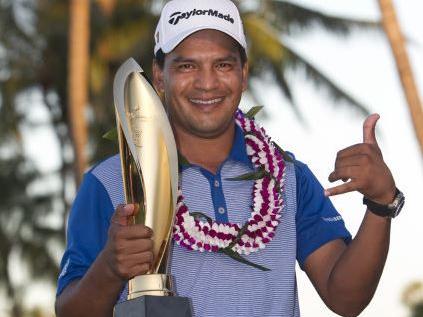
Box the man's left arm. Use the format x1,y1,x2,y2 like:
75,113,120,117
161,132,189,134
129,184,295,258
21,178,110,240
304,114,399,317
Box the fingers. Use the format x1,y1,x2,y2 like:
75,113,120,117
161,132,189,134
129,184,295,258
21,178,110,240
114,237,154,254
114,260,152,280
108,244,154,279
111,204,135,226
115,224,153,240
328,166,362,183
325,181,356,197
336,143,380,161
104,223,155,280
363,113,380,145
126,263,151,278
119,251,154,267
108,223,153,253
334,154,369,169
326,155,371,197
325,114,394,200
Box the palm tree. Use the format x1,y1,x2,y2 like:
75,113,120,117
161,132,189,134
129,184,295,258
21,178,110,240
0,2,69,315
68,0,90,185
377,0,423,155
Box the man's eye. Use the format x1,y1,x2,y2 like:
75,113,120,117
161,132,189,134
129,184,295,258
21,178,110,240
178,64,194,70
217,63,232,70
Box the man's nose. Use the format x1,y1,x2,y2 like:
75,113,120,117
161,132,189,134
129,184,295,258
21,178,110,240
194,67,219,91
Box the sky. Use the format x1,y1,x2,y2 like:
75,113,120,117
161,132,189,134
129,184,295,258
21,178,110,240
9,0,423,316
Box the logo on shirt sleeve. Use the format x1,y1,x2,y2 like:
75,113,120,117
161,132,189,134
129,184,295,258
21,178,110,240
321,215,343,222
58,258,70,279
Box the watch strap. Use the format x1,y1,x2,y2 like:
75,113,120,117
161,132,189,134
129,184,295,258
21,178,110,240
363,188,404,218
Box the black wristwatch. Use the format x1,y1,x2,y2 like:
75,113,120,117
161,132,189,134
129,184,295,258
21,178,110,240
363,188,405,218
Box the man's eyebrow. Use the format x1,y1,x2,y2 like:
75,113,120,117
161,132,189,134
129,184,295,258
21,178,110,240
171,56,196,63
170,55,239,64
215,55,238,62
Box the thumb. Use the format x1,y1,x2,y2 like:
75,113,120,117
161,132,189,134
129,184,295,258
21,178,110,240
111,204,135,226
363,113,380,145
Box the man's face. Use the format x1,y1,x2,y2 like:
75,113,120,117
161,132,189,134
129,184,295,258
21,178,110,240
153,29,248,139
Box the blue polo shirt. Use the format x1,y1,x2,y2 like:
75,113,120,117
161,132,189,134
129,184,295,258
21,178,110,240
57,124,351,316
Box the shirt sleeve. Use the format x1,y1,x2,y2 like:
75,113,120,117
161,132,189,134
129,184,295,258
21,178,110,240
295,160,352,269
56,172,114,296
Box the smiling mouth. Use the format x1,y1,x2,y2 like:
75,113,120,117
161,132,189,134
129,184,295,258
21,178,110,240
189,97,224,105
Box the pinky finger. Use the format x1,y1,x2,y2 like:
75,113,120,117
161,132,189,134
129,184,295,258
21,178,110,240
128,263,150,278
324,181,357,197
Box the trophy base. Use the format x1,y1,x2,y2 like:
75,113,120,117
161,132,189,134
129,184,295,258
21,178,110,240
114,295,193,317
128,274,174,299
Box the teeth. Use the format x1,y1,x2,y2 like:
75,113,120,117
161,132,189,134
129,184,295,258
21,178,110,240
190,98,223,105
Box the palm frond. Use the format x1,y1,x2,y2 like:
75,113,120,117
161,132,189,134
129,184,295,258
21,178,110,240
248,59,305,122
283,43,369,115
18,237,59,279
244,14,368,116
267,0,381,35
244,14,302,119
243,14,285,63
94,18,156,61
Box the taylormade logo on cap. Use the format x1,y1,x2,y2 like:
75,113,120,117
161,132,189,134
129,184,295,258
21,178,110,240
168,9,235,26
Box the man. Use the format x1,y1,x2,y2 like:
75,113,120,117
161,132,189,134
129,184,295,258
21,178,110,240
55,0,404,316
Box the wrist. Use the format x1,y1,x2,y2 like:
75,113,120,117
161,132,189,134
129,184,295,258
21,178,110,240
363,187,405,219
371,187,397,205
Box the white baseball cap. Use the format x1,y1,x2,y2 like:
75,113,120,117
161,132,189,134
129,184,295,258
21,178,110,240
154,0,247,55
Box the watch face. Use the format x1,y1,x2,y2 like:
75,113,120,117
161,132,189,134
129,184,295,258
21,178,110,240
393,195,405,217
390,191,403,208
390,192,405,218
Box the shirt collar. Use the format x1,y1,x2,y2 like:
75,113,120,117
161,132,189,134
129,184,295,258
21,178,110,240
227,123,251,166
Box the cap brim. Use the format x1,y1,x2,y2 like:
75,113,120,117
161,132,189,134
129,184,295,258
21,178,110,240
160,26,246,54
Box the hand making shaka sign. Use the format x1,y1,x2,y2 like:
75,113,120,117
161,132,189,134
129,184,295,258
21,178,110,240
325,114,397,206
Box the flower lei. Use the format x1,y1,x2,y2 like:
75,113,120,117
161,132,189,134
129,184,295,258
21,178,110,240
172,108,287,271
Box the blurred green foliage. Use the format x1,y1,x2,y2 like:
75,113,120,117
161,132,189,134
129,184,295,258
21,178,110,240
403,281,423,317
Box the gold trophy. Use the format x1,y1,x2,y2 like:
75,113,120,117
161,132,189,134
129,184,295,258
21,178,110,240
112,58,192,317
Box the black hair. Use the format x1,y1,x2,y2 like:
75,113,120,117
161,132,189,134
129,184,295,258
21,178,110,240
154,42,247,69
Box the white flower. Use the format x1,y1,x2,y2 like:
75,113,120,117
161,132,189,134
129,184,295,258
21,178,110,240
258,151,267,158
241,235,249,243
253,194,263,205
246,145,255,156
259,157,268,165
212,222,219,232
257,220,266,228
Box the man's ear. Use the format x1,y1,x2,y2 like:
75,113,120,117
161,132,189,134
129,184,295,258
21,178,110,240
241,60,249,92
152,60,164,94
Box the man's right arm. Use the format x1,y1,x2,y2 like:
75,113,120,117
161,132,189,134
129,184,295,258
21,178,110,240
55,204,154,317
